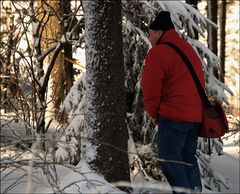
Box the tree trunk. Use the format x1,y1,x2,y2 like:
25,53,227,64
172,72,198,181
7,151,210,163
83,0,130,186
207,0,219,78
37,0,73,121
62,0,74,94
207,0,218,55
49,0,73,117
220,0,226,83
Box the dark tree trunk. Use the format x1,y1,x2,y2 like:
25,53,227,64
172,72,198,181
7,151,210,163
220,0,226,83
207,0,219,78
83,0,130,186
207,0,218,55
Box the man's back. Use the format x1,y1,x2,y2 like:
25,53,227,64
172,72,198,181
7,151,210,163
142,29,205,122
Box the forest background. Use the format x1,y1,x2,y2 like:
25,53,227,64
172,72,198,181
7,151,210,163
0,0,239,193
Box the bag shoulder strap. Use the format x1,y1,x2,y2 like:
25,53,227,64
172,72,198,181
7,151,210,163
162,41,211,108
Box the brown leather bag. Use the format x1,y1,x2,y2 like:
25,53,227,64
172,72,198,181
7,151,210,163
199,100,228,138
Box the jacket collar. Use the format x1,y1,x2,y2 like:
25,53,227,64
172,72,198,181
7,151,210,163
159,29,179,44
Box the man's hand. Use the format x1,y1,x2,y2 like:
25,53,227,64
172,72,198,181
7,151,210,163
152,118,157,125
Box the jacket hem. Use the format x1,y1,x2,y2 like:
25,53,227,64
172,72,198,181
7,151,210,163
158,113,202,123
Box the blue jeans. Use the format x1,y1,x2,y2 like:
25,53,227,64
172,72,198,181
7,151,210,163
157,116,202,194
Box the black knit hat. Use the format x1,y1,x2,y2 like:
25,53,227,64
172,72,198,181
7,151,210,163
149,11,174,31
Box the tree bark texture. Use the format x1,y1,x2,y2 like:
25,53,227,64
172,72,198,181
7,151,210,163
207,0,218,55
207,0,219,79
220,0,226,83
83,0,130,184
37,0,73,115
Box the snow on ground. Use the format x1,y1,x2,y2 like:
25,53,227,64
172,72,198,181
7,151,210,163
223,131,239,159
1,160,124,193
1,149,239,194
36,160,124,194
210,152,239,194
1,117,239,193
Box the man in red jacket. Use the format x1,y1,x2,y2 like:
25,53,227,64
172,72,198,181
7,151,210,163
142,11,204,194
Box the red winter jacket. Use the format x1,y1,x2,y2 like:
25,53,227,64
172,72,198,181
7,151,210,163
141,29,205,122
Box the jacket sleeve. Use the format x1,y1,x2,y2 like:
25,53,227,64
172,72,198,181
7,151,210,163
141,48,165,119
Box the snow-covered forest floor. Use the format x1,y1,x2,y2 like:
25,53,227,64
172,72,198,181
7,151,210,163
1,115,239,194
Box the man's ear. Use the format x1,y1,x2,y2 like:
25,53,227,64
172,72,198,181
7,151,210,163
158,30,163,37
156,30,165,45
